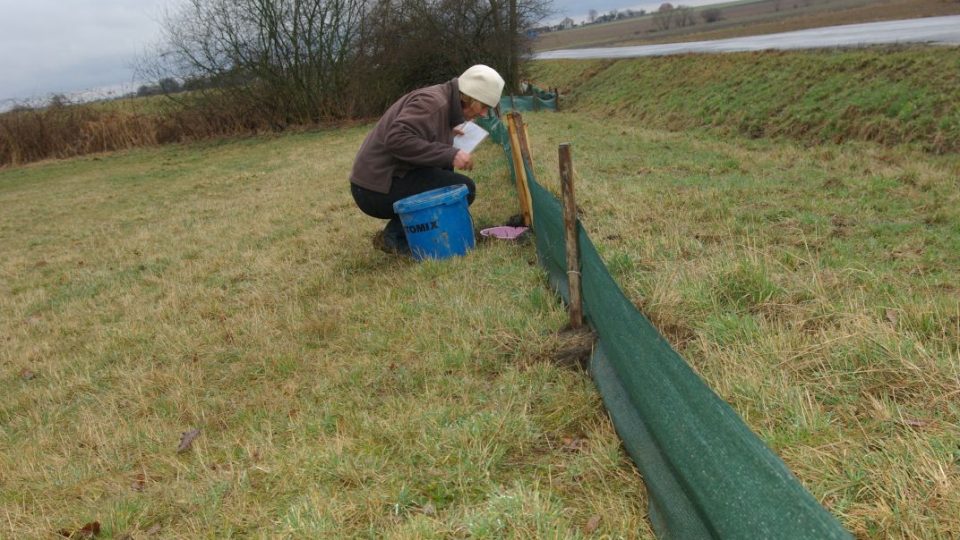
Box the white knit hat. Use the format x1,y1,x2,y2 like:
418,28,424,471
458,65,505,108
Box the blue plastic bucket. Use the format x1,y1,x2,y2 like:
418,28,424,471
393,184,474,261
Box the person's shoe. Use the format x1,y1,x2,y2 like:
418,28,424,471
372,230,411,256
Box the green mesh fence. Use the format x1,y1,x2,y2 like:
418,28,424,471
475,111,514,180
475,112,509,147
499,83,559,112
516,155,851,538
499,95,557,112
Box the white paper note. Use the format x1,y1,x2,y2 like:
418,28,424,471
453,121,489,153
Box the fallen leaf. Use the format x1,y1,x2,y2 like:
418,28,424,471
131,472,147,491
885,309,899,326
20,368,36,381
177,428,201,453
57,521,100,538
421,502,437,516
146,524,162,536
562,436,586,452
584,515,601,533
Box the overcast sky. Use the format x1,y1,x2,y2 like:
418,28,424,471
0,0,166,106
0,0,728,107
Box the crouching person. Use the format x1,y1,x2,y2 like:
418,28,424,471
348,64,505,254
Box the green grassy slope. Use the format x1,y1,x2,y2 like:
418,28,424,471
529,46,960,152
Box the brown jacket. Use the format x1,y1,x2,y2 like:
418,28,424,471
349,79,465,194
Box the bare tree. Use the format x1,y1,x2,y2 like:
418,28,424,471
362,0,549,99
654,2,674,31
588,9,597,23
147,0,368,122
674,5,695,27
141,0,549,125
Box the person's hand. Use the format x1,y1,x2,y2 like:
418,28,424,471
453,150,474,171
453,125,466,137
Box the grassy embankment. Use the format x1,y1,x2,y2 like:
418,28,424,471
531,46,960,153
2,46,959,538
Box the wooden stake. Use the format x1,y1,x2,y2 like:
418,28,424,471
506,112,534,227
559,143,582,328
521,123,534,162
515,115,536,225
515,114,535,168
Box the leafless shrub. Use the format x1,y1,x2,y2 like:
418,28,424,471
701,7,722,23
0,104,158,166
143,0,549,122
674,6,695,27
654,3,674,30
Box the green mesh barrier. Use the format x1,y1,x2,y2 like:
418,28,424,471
499,83,559,112
474,111,510,147
474,111,515,181
524,163,850,539
532,86,556,101
499,95,557,112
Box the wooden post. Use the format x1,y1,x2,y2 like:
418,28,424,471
559,143,582,328
522,123,534,162
506,112,534,227
515,115,534,169
515,114,535,224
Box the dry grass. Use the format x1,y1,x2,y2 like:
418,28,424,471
0,93,331,168
0,131,650,537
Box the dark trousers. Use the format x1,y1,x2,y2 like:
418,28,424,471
351,167,476,244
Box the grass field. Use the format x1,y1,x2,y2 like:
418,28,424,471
3,50,960,537
0,130,651,538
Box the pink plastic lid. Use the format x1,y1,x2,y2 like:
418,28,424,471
480,226,529,240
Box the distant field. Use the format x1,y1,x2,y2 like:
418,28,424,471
534,0,960,51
